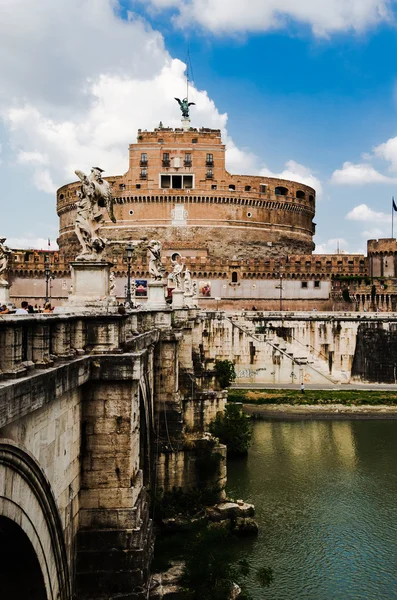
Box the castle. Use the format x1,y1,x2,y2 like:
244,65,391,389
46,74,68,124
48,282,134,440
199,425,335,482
6,122,397,311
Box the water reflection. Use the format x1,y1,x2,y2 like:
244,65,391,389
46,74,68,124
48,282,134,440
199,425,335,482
227,420,397,600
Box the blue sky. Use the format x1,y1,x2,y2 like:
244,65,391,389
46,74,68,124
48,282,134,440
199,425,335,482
2,0,397,253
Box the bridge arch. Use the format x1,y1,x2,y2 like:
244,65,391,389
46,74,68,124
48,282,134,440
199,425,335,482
0,440,70,600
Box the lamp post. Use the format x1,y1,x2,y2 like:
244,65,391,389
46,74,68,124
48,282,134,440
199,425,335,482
44,261,52,304
125,242,134,307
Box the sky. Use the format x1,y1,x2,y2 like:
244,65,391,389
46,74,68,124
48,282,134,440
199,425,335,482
2,0,397,254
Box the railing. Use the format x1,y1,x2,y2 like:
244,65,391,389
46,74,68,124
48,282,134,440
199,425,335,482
0,312,160,381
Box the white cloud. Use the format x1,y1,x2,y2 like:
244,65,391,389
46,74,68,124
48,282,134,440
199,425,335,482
373,136,397,171
346,203,391,222
330,161,396,184
6,237,58,250
260,160,322,195
361,227,387,238
142,0,393,36
314,238,350,254
0,0,271,195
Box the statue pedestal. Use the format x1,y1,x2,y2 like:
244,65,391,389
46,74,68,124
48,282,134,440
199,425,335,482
184,293,195,308
65,261,117,311
0,283,10,305
146,281,168,310
172,289,185,309
181,118,191,131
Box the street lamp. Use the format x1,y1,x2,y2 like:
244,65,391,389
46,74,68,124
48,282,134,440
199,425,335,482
44,261,53,304
125,242,134,307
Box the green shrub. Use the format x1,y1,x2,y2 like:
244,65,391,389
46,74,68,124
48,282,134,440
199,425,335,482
209,403,252,456
181,526,272,600
214,360,236,389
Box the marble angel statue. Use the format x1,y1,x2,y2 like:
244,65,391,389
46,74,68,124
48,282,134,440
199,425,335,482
148,240,165,281
168,252,185,290
0,237,11,285
183,267,193,295
74,167,116,260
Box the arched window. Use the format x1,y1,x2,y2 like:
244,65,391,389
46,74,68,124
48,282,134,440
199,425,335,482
245,185,251,192
275,186,288,196
296,190,305,199
232,271,238,283
309,195,314,202
229,184,236,191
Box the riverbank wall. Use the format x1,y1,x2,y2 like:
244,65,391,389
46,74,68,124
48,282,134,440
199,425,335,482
200,311,397,385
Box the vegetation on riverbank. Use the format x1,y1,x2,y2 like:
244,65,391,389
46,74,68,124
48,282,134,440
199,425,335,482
153,523,272,599
228,388,397,406
209,403,253,456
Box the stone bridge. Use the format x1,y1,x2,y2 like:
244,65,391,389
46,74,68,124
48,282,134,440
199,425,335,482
0,308,226,599
1,306,395,599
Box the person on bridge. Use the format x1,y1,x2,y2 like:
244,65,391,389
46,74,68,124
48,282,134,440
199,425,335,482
15,301,29,314
300,383,305,394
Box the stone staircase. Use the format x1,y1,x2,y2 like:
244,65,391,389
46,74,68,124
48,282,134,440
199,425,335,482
227,317,340,385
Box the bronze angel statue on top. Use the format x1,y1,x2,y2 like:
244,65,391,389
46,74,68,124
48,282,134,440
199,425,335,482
174,97,195,119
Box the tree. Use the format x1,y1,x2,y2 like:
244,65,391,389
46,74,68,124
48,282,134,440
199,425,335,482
209,403,252,457
214,360,236,389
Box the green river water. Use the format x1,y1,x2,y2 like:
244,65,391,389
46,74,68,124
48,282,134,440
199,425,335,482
227,419,397,600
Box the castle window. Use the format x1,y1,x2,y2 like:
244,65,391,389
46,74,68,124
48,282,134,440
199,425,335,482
184,153,192,166
301,281,308,288
172,175,182,189
140,153,148,166
314,280,320,288
59,193,64,200
162,153,170,167
275,186,288,196
119,183,126,190
140,169,147,179
206,170,213,179
129,210,134,216
309,195,314,202
229,184,236,191
232,271,238,283
260,185,267,193
206,153,213,166
247,212,252,218
161,174,193,189
161,175,171,188
212,184,217,190
158,138,164,144
296,190,305,199
192,138,198,143
136,184,141,189
183,175,193,189
245,185,251,192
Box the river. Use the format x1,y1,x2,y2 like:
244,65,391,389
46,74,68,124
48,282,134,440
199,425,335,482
227,419,397,600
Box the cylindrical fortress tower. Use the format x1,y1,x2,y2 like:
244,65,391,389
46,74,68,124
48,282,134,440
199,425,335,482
57,127,316,260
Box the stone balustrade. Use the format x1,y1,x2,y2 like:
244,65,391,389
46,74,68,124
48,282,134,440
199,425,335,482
0,311,161,380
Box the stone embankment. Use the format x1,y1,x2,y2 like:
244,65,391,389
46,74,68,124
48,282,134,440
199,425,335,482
244,403,397,420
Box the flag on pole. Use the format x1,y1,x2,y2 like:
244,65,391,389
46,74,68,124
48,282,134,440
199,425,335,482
393,198,397,212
